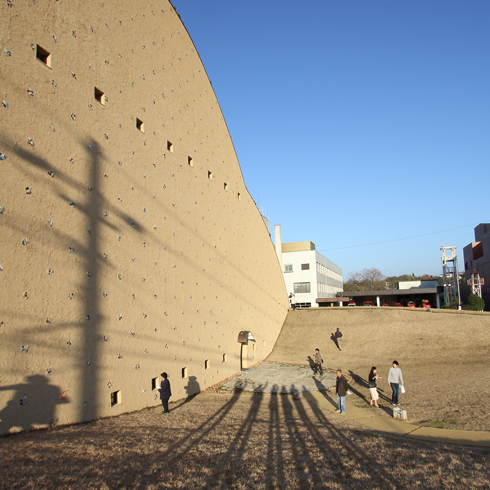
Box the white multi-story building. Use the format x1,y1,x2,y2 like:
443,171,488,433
274,227,343,307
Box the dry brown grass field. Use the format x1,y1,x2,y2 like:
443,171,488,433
269,308,490,431
1,308,490,489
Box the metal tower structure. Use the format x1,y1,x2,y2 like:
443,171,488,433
467,271,484,298
441,246,461,309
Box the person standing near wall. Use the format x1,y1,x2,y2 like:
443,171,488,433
388,361,404,406
159,372,172,413
289,292,296,310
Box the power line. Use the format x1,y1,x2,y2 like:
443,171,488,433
319,224,477,252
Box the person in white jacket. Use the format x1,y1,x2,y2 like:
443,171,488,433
388,360,404,405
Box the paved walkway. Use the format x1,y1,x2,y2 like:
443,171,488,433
219,363,490,447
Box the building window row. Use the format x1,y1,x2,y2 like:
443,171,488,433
294,282,311,294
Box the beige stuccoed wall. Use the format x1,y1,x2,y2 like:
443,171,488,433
0,0,288,434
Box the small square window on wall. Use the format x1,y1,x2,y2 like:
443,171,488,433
110,390,121,407
151,377,158,390
237,192,241,200
36,45,51,68
205,359,210,370
224,183,228,191
136,118,144,132
301,263,310,270
182,367,188,379
284,264,293,273
94,87,105,105
208,171,213,181
294,282,311,293
167,141,173,153
222,353,227,363
188,156,193,167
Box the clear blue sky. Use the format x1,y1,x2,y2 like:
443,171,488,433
173,0,490,278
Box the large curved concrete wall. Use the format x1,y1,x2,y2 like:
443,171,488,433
0,0,288,434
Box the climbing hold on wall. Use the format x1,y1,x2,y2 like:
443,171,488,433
103,254,108,259
83,401,88,407
144,349,148,354
27,138,34,147
104,133,109,139
71,72,76,79
67,339,72,346
69,201,74,207
86,315,90,320
88,186,92,191
143,313,147,318
21,238,29,246
25,187,31,194
71,114,76,120
103,335,108,341
68,293,73,299
107,381,112,388
45,368,52,376
20,396,27,406
131,294,135,299
0,153,5,160
47,170,54,176
118,274,122,280
68,247,74,252
1,100,7,108
135,364,140,370
72,31,76,37
86,360,91,366
86,271,91,277
102,293,107,298
117,314,122,321
87,228,91,234
61,390,68,400
23,292,28,299
21,344,29,352
4,49,11,57
46,318,52,323
141,388,145,394
69,158,74,163
131,332,135,337
89,26,93,32
118,354,123,359
46,268,53,275
49,126,55,133
51,80,57,86
53,35,57,43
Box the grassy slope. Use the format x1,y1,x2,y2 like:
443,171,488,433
268,307,490,431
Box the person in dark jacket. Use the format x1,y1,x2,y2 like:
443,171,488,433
334,328,342,351
335,369,348,414
159,372,171,413
314,348,323,375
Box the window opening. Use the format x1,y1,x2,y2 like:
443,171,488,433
36,45,51,67
94,87,105,105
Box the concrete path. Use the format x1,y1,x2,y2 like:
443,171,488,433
219,363,490,447
220,362,337,394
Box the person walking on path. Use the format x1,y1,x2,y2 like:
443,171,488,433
159,372,172,413
289,292,296,310
314,348,323,375
334,328,343,351
388,361,404,405
335,369,349,414
368,367,380,407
